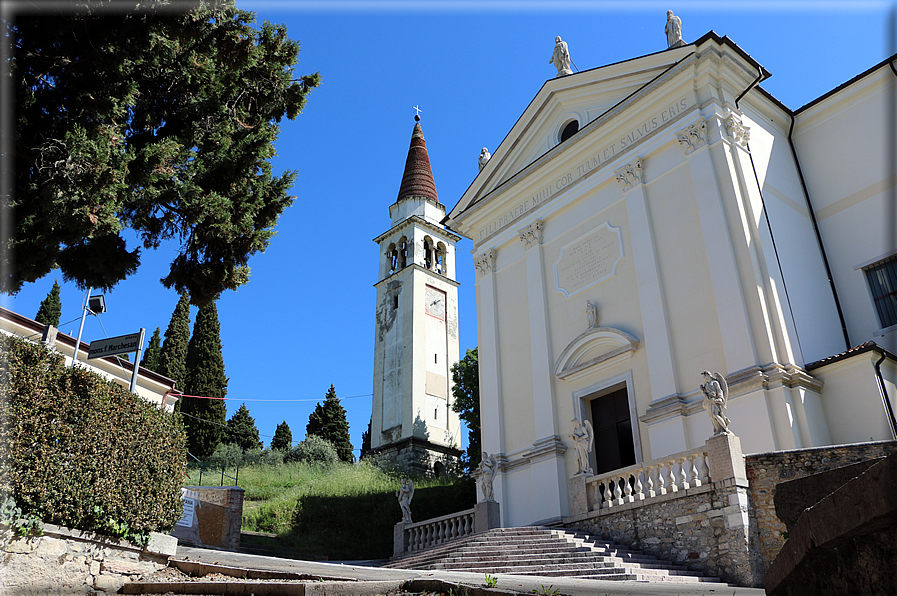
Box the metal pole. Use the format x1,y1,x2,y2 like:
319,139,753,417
72,288,92,365
129,328,145,394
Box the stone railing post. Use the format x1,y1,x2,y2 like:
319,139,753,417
393,521,408,557
474,500,500,533
705,432,747,486
568,474,588,515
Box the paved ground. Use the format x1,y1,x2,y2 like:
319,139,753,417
175,545,768,596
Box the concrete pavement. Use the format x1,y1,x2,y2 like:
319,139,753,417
173,545,767,596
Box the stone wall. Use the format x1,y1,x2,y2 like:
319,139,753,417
0,523,176,595
563,480,762,586
744,439,897,572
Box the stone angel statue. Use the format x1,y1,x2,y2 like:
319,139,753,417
701,370,732,435
396,477,414,524
478,147,491,171
570,418,594,475
477,453,498,501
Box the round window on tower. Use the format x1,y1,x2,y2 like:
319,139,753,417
559,119,579,143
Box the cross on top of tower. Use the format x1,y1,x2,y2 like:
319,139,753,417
413,105,422,121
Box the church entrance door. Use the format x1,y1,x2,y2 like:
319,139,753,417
589,387,636,474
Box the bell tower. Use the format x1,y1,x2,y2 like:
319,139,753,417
370,115,463,475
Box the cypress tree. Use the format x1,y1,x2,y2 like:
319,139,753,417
141,327,162,372
35,280,62,327
182,301,227,458
271,421,293,452
306,385,354,463
223,404,262,452
158,294,190,390
360,418,372,459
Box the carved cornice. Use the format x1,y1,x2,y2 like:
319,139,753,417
474,249,497,276
725,114,751,149
517,219,544,248
525,435,568,463
677,119,707,155
614,158,644,191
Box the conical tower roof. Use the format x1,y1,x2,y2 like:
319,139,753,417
396,118,438,203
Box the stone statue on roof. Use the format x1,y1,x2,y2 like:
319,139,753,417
479,147,491,171
549,36,573,77
666,11,684,48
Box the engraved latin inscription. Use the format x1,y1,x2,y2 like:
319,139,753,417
554,222,624,298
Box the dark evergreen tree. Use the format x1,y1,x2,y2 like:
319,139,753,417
34,280,62,327
306,385,354,462
182,301,227,458
141,327,163,372
360,418,372,459
451,348,481,473
159,294,190,391
271,421,293,452
9,3,320,302
223,404,262,452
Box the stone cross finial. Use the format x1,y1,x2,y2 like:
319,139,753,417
412,105,423,118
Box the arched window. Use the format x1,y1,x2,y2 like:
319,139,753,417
560,119,579,143
387,243,397,273
433,461,445,478
423,237,434,270
435,242,447,275
399,237,408,268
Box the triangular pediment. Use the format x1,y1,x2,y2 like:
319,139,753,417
448,45,693,222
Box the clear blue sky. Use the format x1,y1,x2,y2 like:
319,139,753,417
5,1,894,459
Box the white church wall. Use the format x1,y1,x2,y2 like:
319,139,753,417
792,66,896,352
813,355,895,444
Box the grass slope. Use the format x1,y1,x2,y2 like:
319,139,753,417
186,461,475,560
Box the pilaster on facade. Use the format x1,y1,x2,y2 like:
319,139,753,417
475,249,497,276
614,158,644,191
725,114,751,149
518,219,544,249
676,119,708,155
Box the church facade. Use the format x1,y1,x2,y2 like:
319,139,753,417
445,31,897,527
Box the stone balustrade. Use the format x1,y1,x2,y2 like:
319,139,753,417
405,508,475,552
584,446,711,511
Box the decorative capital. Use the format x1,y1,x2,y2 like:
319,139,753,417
725,114,751,148
475,249,497,276
614,158,644,191
517,219,544,248
676,119,707,155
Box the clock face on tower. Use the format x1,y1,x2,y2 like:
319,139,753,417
425,287,446,320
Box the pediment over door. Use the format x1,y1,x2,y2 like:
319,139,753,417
554,327,639,382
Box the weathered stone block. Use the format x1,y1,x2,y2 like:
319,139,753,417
94,573,127,593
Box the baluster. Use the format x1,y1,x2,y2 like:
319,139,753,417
678,457,690,490
645,465,656,498
598,481,608,508
699,452,711,484
633,470,645,501
687,454,701,487
656,463,667,495
451,517,459,539
666,461,678,492
622,474,634,503
612,477,623,505
411,528,419,551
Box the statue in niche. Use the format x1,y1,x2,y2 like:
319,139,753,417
701,370,732,435
549,36,573,77
665,10,684,48
586,300,598,329
477,453,498,501
570,418,594,475
478,147,491,171
397,477,415,523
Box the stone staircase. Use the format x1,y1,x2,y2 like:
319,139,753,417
385,527,722,583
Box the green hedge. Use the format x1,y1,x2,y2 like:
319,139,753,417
0,334,186,541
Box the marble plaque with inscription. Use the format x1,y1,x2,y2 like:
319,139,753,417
553,222,624,297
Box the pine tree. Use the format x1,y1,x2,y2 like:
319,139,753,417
34,280,62,327
360,418,372,459
306,385,354,462
223,404,262,452
182,301,227,458
159,294,190,390
271,421,293,452
141,327,162,372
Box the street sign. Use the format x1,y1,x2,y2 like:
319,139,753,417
87,332,142,360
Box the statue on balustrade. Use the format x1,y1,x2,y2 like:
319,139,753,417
701,370,732,435
397,477,414,524
570,417,594,475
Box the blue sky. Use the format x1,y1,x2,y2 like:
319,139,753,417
5,1,894,459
